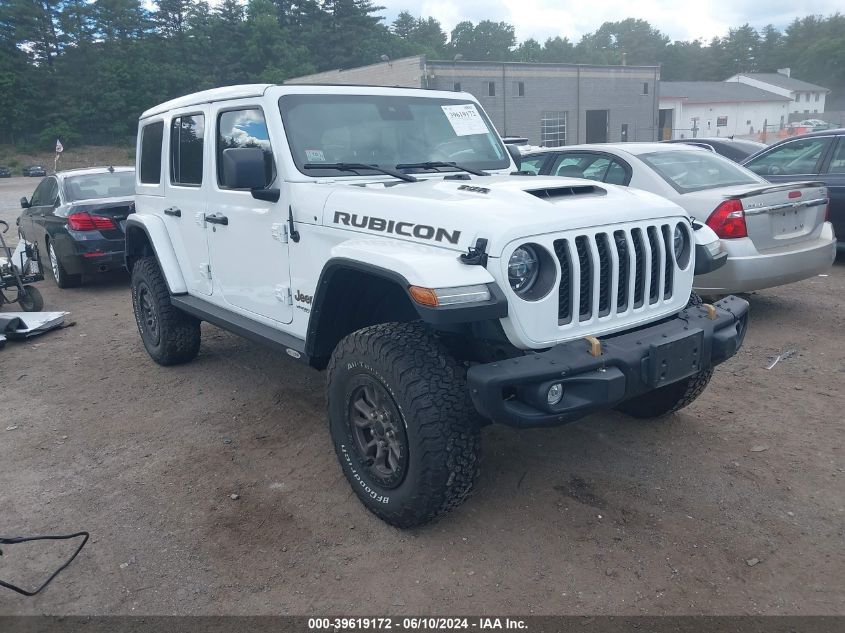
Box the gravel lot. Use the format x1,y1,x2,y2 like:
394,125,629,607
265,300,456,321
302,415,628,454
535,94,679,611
1,175,844,615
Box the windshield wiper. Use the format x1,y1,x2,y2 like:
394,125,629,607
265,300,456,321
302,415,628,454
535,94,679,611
395,161,489,177
302,162,418,183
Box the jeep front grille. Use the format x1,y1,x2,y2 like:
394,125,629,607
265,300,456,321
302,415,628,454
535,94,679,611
553,224,676,324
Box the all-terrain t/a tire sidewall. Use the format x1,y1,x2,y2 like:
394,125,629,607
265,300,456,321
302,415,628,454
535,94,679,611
327,323,481,528
131,256,201,366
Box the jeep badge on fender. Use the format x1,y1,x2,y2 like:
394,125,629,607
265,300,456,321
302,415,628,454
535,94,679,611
126,84,748,529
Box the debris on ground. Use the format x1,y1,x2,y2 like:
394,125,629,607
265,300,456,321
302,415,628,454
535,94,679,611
766,349,796,370
750,445,769,452
0,311,69,342
746,558,761,567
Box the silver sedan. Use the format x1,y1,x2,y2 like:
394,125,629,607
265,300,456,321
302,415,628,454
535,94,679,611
520,143,836,294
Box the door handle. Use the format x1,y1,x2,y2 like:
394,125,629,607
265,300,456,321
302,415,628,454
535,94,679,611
205,213,228,226
164,206,181,217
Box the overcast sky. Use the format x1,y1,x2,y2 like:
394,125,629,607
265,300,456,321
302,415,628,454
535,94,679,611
378,0,841,43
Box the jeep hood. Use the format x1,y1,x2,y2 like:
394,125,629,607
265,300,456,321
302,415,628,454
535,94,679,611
309,175,687,257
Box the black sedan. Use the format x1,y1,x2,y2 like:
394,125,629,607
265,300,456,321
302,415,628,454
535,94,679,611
18,167,135,287
662,137,767,163
22,165,47,177
0,166,12,178
742,129,845,251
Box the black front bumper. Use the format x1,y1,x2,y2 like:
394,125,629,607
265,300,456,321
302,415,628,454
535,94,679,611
467,296,749,428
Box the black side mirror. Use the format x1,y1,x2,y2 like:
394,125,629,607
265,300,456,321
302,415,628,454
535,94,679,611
20,197,30,208
506,143,522,171
221,147,267,190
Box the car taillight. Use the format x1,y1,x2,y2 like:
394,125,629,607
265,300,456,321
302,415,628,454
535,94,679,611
68,212,116,231
706,199,747,239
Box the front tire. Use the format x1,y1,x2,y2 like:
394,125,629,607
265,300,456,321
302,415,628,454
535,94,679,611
616,368,714,419
616,291,713,419
131,256,201,365
327,322,481,528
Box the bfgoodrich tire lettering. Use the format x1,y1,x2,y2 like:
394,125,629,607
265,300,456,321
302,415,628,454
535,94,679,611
327,322,481,528
131,256,201,365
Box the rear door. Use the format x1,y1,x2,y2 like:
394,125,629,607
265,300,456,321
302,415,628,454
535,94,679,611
164,106,212,296
820,137,845,240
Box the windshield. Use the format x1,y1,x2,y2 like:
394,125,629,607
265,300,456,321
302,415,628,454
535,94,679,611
64,171,135,201
279,94,510,177
639,150,761,193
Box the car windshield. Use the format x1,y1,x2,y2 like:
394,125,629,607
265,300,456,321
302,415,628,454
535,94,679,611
279,94,510,176
64,171,135,201
639,150,760,193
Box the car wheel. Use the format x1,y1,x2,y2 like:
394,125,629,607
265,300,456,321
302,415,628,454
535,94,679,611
18,285,44,312
47,240,81,289
131,256,201,366
327,322,481,528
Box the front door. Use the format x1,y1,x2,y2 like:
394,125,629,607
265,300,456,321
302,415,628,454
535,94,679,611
821,137,845,241
207,103,292,324
586,110,609,143
164,106,212,295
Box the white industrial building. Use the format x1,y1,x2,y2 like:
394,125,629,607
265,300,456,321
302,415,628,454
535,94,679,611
725,69,829,115
658,81,792,140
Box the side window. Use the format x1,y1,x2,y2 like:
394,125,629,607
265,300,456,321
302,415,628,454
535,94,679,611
29,178,52,206
170,114,205,186
827,139,845,174
519,155,546,175
551,154,587,178
745,137,830,176
582,157,612,180
45,177,59,204
217,108,274,188
604,160,628,185
140,121,164,184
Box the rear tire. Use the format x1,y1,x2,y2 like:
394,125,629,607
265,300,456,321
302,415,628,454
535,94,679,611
48,240,81,289
327,322,481,528
131,256,201,365
18,285,44,312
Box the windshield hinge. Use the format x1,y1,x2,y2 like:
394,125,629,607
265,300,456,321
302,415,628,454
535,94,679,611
460,238,489,267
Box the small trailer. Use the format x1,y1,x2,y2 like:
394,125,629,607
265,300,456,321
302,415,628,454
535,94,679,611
0,220,44,312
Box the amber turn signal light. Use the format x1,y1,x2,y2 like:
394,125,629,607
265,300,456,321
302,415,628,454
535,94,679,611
409,286,439,307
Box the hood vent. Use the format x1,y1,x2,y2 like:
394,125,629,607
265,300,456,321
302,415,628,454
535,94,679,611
526,185,606,201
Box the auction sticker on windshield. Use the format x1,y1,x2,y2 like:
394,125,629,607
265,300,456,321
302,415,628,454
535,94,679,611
441,104,488,136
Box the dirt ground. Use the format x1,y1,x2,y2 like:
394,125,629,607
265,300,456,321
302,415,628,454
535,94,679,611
1,176,843,616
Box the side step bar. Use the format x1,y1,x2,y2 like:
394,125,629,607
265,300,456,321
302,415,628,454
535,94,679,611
170,295,309,363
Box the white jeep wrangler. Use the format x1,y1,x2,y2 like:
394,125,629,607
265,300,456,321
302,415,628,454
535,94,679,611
126,84,748,528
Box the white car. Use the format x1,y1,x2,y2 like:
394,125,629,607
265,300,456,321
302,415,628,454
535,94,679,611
522,144,836,294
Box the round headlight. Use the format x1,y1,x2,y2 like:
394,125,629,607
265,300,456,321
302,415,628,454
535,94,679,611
508,245,540,294
673,224,689,265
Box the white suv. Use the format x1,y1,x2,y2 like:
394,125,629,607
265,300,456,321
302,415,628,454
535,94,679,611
126,84,748,527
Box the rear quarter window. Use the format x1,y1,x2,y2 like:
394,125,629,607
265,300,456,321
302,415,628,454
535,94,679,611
140,121,164,184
